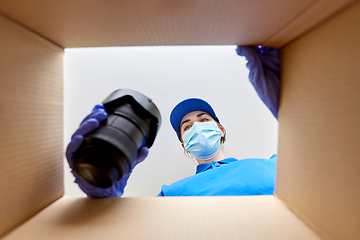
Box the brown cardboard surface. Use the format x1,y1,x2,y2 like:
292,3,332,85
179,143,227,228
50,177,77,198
277,1,360,239
264,0,356,47
0,0,358,239
0,14,64,237
3,196,321,240
0,0,344,48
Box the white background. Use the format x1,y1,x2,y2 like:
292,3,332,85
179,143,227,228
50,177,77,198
64,46,278,197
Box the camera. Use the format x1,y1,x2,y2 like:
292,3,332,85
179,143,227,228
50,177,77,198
73,89,161,188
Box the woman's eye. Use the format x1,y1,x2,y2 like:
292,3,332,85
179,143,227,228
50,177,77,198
184,125,191,131
200,118,209,122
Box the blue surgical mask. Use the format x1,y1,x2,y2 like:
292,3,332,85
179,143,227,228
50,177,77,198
183,121,222,160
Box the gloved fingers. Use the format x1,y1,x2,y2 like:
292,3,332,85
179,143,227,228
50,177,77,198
236,46,258,57
66,135,83,167
92,104,105,112
236,45,280,119
107,146,149,197
75,174,125,198
113,174,130,197
72,118,100,139
236,46,263,74
136,146,149,165
237,46,280,72
258,46,279,55
80,108,107,125
77,170,130,198
258,47,281,72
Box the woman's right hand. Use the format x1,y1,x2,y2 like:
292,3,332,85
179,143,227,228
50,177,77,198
66,104,108,170
65,104,148,198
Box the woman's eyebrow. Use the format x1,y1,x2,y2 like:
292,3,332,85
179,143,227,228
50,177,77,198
180,119,190,128
196,113,209,118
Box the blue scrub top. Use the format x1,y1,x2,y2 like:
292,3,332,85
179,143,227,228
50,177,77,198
158,155,277,196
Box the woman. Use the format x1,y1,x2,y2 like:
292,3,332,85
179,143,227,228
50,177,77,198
162,98,276,196
66,98,276,197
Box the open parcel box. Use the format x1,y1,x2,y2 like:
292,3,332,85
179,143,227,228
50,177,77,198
0,0,359,239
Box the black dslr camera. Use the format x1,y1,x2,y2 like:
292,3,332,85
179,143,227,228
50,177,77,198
73,89,161,188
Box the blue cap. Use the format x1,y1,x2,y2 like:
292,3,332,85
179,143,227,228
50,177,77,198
170,98,220,141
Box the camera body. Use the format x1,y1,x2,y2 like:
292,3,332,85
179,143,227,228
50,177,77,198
73,89,161,188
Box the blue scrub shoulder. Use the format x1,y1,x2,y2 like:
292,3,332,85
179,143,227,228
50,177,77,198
158,155,277,196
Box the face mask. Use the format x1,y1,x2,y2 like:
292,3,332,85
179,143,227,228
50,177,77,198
182,121,222,160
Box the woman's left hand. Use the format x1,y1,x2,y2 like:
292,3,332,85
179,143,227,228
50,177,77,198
236,46,280,119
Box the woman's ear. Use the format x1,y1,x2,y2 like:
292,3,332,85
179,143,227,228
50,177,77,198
181,142,190,153
218,125,225,138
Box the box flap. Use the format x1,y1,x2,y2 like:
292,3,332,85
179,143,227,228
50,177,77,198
0,0,355,48
3,196,321,240
277,1,360,239
0,14,64,237
264,0,356,47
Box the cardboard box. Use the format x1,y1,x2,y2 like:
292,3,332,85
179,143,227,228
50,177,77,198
0,0,359,239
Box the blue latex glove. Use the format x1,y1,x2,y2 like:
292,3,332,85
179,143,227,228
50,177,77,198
236,46,280,119
66,104,149,198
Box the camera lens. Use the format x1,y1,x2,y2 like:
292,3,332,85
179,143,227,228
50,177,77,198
73,89,161,188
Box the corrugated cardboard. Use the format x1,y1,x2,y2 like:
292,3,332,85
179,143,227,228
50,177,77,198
0,14,64,237
0,0,359,239
3,196,321,240
0,0,355,48
263,0,356,47
278,1,360,239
